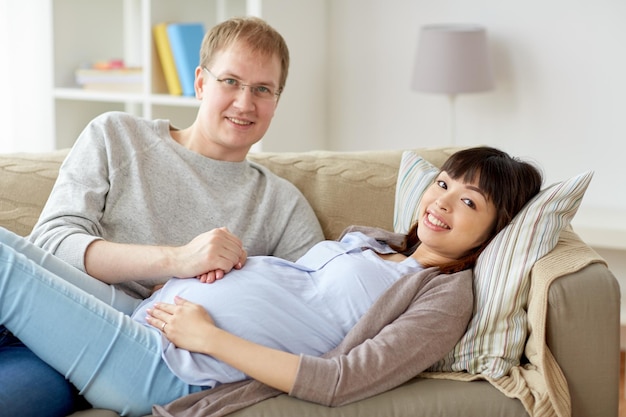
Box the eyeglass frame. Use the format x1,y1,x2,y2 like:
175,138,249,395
202,67,282,101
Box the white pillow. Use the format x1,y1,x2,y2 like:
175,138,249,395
393,150,593,378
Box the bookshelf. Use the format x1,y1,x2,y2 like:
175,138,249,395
50,0,294,149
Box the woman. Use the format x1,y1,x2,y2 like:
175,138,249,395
0,147,541,416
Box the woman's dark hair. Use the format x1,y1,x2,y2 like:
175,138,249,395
390,146,543,274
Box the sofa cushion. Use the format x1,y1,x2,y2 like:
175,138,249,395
394,150,593,378
248,148,454,240
0,150,68,236
226,378,528,417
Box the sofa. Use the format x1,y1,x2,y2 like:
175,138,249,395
0,147,620,417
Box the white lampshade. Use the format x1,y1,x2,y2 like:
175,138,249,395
412,24,493,95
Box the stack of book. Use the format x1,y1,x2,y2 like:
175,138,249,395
75,63,143,93
153,22,205,96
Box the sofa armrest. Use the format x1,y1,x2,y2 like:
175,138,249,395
546,262,620,417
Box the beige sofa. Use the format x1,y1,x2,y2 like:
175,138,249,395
0,147,620,417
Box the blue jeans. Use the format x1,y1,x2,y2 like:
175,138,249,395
0,326,77,417
0,228,205,417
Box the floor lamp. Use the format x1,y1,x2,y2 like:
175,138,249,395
411,24,494,145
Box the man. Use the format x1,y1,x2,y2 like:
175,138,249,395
0,17,323,417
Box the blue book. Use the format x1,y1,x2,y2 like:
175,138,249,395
166,23,205,96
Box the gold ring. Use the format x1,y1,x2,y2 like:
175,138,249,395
161,322,167,332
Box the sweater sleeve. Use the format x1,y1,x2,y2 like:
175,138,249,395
28,113,118,271
266,188,324,261
289,267,474,406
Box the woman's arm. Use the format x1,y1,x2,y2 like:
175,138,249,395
147,296,299,392
290,270,474,406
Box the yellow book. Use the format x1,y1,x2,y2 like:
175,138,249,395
153,23,182,95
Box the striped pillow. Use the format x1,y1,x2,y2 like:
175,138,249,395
394,151,593,378
393,152,439,233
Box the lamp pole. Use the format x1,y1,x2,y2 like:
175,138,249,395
449,94,457,145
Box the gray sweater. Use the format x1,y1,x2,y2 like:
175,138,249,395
152,226,474,417
28,111,324,299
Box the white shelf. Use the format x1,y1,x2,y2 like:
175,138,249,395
149,94,201,107
54,88,201,107
54,88,147,104
571,207,626,251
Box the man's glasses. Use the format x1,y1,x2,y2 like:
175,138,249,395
203,68,281,101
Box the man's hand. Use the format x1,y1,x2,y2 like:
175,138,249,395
196,246,247,283
169,227,247,282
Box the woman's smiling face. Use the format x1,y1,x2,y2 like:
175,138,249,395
413,171,497,265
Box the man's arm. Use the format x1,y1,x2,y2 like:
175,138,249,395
270,188,324,261
85,227,246,284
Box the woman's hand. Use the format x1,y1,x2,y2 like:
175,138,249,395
147,296,300,393
147,296,215,354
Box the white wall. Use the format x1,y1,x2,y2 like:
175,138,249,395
3,1,625,204
6,1,624,208
260,0,329,151
0,0,54,152
328,0,626,213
